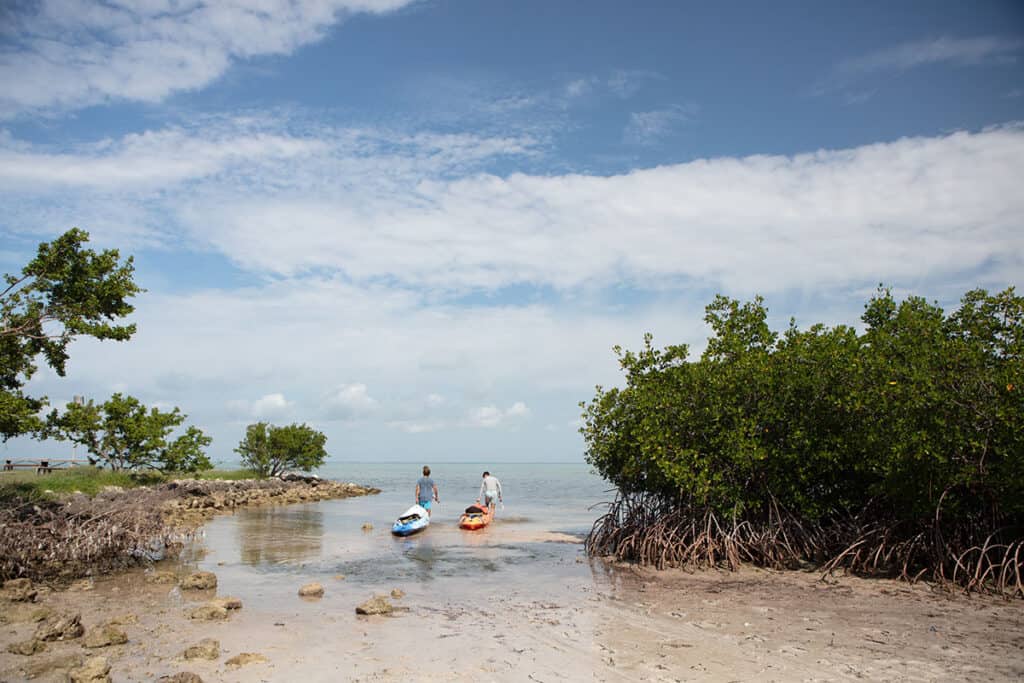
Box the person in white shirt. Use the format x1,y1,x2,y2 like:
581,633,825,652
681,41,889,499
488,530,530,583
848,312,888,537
476,471,503,512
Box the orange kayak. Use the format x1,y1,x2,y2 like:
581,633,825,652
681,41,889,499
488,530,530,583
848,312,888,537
459,504,493,530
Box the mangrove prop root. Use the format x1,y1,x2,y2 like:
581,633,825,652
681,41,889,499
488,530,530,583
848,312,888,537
586,492,1024,598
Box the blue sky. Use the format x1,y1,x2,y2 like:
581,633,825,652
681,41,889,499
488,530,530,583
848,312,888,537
1,1,1022,464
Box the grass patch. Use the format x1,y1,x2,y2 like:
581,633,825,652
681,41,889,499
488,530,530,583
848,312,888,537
0,467,260,500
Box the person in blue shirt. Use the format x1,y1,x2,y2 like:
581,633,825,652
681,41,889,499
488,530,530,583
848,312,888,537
415,465,439,517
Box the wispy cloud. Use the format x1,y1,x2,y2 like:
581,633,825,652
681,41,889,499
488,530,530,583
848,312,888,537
838,36,1023,75
624,104,696,145
0,0,418,118
814,35,1024,100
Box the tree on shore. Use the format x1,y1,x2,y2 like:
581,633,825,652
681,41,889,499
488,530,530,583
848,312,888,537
0,228,141,440
582,286,1023,595
47,393,213,472
235,422,328,477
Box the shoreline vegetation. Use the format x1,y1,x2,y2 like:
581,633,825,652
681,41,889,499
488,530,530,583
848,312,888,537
581,288,1023,597
0,467,380,583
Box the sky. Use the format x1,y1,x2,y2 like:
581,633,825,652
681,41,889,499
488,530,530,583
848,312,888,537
1,0,1023,465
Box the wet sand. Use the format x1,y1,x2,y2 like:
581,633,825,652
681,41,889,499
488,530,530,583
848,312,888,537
2,495,1022,681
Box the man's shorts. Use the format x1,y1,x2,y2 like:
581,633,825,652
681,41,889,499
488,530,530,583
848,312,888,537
484,491,498,505
419,500,432,510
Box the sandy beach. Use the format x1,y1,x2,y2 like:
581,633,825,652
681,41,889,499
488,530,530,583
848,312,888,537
2,496,1022,682
2,559,1022,682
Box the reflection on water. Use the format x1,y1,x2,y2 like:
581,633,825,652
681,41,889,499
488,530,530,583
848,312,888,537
237,506,324,567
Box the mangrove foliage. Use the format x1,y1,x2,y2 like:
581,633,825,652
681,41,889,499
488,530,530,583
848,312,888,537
581,287,1023,596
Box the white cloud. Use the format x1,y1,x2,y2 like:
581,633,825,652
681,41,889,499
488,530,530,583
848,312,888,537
4,122,1022,297
0,0,417,117
468,402,530,428
839,36,1023,75
227,392,294,421
324,383,378,420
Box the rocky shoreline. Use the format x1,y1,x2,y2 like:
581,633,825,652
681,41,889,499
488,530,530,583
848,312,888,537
158,477,381,526
0,477,380,583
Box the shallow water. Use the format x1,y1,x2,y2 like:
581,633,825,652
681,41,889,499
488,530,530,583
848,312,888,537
183,462,614,611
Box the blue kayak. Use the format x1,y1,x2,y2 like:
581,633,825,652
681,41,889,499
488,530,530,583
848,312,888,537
391,504,430,536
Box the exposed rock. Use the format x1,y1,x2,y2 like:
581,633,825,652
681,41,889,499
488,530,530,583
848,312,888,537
180,571,217,590
298,582,324,598
6,638,46,655
356,595,394,615
145,570,178,584
1,603,48,625
34,612,84,641
2,577,38,602
390,588,405,599
225,652,268,668
68,655,111,682
22,652,84,679
107,612,138,625
183,638,220,660
159,673,204,683
280,472,320,483
83,623,128,648
361,522,373,532
188,603,228,620
210,596,242,610
68,578,94,591
333,574,346,580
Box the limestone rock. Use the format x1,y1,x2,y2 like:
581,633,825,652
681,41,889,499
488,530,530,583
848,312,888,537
355,595,393,615
83,624,128,648
210,596,242,610
183,638,220,660
361,522,373,532
187,603,228,620
180,571,217,590
2,577,37,602
34,612,84,641
225,652,268,668
159,674,204,683
6,638,46,655
145,570,178,584
22,652,84,679
390,588,405,599
107,612,138,625
68,655,111,683
298,582,324,598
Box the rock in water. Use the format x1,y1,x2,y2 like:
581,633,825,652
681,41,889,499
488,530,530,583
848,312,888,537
145,571,178,584
6,638,46,655
298,582,324,598
390,588,405,599
2,577,38,602
225,652,268,668
183,638,220,660
210,596,242,610
159,674,204,683
68,655,111,683
34,612,84,641
188,604,228,621
361,522,373,532
83,624,128,648
180,571,217,590
355,595,393,615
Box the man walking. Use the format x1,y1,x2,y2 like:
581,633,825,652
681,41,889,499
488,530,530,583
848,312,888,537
415,465,439,517
477,471,503,512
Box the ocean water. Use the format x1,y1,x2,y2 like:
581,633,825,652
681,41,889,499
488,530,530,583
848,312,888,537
182,462,616,606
